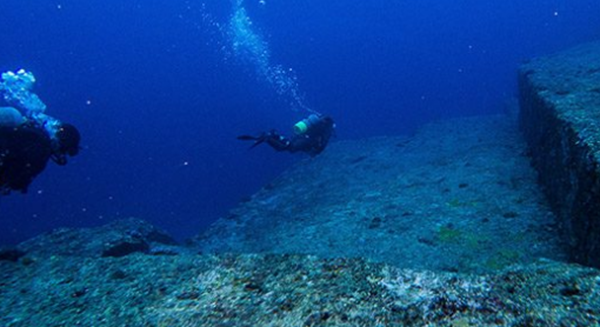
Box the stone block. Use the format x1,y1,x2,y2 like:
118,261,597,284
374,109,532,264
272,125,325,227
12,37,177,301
519,41,600,267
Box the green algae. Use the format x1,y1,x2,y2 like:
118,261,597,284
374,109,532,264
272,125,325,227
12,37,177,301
438,226,462,243
486,249,521,270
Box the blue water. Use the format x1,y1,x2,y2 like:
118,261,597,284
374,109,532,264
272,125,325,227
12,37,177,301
1,0,599,245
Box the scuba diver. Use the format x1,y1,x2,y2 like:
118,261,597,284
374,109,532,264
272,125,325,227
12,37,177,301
0,121,81,194
0,117,81,194
0,69,82,194
238,114,335,157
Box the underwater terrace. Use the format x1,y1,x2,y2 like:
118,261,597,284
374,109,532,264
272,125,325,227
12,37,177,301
2,41,600,326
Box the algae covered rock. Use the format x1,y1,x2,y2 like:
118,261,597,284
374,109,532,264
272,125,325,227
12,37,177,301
16,217,178,258
0,251,598,327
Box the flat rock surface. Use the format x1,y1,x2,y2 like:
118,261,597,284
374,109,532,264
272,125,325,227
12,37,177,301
1,252,599,326
194,115,568,273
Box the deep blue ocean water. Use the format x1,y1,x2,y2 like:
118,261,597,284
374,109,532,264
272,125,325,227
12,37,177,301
1,0,599,245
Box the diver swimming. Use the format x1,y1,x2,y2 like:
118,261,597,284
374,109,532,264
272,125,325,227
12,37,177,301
0,70,81,194
238,114,335,157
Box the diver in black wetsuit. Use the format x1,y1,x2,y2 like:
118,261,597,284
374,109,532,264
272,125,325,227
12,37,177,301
0,70,82,194
237,114,335,157
0,121,81,194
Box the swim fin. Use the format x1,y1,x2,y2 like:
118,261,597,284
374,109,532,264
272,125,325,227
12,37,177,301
237,133,267,149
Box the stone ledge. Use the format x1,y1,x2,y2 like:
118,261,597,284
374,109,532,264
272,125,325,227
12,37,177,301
519,41,600,267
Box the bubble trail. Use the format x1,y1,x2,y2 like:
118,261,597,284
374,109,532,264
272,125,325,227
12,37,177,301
226,0,318,114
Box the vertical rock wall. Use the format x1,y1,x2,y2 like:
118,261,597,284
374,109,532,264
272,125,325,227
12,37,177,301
519,42,600,267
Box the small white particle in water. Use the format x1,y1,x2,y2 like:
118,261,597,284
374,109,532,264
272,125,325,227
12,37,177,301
86,100,92,105
553,11,559,16
57,4,62,10
183,161,189,166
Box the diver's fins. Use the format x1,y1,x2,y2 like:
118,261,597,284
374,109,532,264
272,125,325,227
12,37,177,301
237,133,266,149
237,135,259,141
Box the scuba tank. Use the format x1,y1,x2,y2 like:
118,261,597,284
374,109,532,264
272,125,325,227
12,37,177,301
0,107,25,128
293,114,321,135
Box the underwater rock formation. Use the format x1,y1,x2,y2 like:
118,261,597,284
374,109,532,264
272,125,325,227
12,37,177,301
519,41,600,268
16,217,178,258
1,234,599,326
3,108,600,325
194,115,567,273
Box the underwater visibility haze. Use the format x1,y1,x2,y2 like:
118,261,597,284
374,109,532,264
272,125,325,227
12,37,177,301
1,0,599,244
